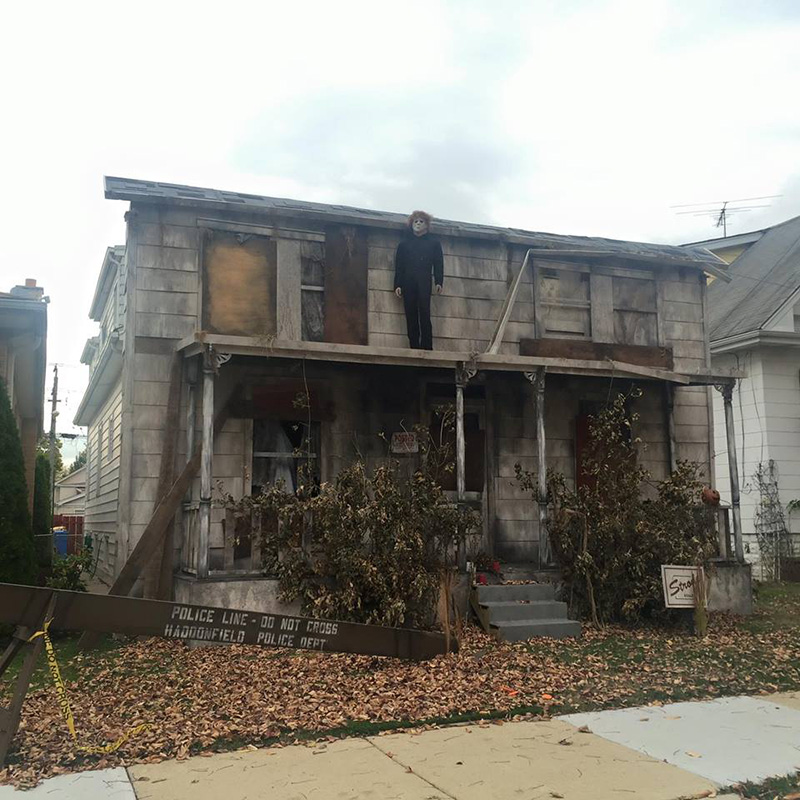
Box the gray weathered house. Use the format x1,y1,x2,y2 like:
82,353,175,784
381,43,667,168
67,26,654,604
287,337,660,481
76,177,738,609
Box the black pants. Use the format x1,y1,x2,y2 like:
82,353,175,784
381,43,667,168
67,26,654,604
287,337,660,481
402,280,433,350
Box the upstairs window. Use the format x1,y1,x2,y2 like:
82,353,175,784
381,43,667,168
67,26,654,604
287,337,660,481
538,267,591,339
612,276,658,346
301,243,325,342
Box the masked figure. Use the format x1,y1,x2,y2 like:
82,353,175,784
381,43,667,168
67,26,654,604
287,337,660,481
394,210,444,350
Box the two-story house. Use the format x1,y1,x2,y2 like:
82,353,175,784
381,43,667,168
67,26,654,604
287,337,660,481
74,245,125,583
77,177,741,609
0,279,47,517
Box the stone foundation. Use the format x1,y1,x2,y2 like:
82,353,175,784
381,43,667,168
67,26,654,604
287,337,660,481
707,560,753,615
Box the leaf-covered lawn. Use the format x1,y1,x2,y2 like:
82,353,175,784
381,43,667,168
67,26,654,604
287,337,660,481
722,771,800,799
2,582,799,789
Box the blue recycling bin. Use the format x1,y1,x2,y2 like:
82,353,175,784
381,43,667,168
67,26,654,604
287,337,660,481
53,527,68,556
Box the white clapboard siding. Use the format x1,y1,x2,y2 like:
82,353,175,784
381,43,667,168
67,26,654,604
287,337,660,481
84,379,123,585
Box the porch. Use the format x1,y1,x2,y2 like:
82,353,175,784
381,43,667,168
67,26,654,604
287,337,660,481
172,333,744,589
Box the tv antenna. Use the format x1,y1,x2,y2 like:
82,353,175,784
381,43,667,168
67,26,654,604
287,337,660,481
671,195,781,238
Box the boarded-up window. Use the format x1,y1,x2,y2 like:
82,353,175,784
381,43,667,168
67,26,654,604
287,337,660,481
203,232,277,337
538,267,591,338
323,226,368,345
612,276,658,346
301,244,325,342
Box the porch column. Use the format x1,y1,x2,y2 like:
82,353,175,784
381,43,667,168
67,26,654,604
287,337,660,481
717,382,744,563
455,363,476,569
526,368,550,568
180,356,198,572
197,347,216,578
663,383,677,474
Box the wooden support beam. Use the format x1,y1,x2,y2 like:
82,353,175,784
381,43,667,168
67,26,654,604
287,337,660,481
144,354,183,600
197,348,216,579
526,368,550,568
486,249,532,355
664,383,677,474
455,363,476,571
718,383,744,562
77,400,231,651
0,593,55,768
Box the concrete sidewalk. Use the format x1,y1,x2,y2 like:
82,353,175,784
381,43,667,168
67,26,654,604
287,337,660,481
3,692,799,799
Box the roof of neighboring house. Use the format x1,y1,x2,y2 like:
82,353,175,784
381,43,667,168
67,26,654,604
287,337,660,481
89,245,124,321
55,464,86,487
707,214,800,341
105,176,728,277
683,228,768,250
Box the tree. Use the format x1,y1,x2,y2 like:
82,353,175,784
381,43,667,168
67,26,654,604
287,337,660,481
37,434,63,480
32,450,51,565
0,378,37,585
66,447,86,475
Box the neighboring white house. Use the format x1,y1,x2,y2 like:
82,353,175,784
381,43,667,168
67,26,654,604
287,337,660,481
54,464,87,516
702,215,800,579
73,245,125,584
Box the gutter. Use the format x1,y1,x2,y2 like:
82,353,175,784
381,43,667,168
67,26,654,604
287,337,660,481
711,329,800,354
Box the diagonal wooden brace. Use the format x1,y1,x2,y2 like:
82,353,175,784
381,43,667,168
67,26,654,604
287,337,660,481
0,593,56,768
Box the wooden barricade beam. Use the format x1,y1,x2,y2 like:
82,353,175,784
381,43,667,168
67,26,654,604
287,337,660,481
0,582,450,767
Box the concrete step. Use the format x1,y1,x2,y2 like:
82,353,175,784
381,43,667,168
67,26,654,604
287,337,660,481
491,618,582,641
480,600,568,622
476,583,555,603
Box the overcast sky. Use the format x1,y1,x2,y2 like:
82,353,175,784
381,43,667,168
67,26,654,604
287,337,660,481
1,0,798,453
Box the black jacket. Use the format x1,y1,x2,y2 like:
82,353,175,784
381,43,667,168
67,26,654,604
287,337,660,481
394,233,444,290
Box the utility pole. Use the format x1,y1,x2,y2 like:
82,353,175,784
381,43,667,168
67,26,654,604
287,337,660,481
47,365,59,565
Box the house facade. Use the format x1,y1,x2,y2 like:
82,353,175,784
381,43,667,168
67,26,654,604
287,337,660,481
704,216,800,579
76,177,738,606
54,464,87,516
0,279,47,516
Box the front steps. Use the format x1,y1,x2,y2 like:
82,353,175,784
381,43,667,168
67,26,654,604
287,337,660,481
471,583,581,641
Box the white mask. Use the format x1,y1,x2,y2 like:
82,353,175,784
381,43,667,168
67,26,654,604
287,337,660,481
411,218,428,236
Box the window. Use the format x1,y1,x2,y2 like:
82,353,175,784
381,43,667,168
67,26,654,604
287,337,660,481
85,441,92,501
251,419,320,495
428,408,485,494
107,414,114,460
301,244,325,342
612,276,658,346
538,267,591,338
95,421,103,495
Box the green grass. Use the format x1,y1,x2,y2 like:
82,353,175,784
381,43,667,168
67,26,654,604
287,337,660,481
0,633,122,694
742,582,800,634
198,704,547,756
721,770,800,799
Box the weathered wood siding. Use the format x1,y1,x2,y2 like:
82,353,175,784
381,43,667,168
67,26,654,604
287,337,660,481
489,374,669,562
367,232,532,353
107,202,712,574
122,206,203,567
84,380,123,585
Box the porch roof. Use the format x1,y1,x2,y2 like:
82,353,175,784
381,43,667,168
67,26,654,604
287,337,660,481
176,332,740,386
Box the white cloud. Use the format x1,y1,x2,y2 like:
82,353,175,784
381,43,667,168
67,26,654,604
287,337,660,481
0,0,797,430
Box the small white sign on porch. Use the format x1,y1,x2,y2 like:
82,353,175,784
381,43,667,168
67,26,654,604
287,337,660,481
390,431,419,454
661,565,704,608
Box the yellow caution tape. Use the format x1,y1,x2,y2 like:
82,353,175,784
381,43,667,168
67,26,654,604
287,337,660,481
28,619,148,754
